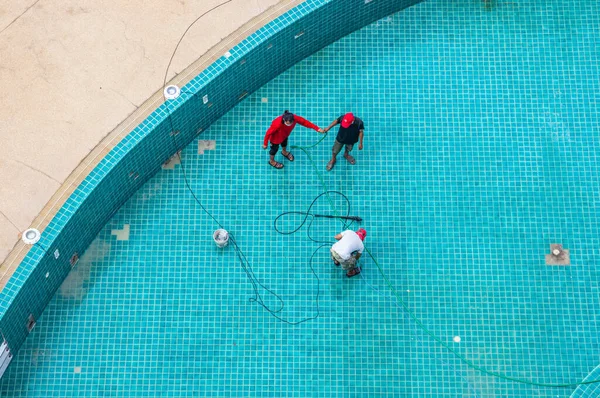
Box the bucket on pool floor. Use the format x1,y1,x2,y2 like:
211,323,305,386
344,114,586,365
213,229,229,248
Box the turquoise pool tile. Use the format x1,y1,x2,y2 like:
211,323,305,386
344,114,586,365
2,0,600,397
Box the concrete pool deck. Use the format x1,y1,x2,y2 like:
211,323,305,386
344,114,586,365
0,0,302,286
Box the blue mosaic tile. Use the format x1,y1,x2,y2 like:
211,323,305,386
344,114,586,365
3,0,600,396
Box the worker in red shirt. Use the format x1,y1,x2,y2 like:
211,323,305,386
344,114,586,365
262,110,324,169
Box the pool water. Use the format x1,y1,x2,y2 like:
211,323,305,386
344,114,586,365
2,0,600,396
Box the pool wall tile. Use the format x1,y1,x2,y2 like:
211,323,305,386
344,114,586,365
0,0,423,363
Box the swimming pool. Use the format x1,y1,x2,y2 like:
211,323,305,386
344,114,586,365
1,0,600,396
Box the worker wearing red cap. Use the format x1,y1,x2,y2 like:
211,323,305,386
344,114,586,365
330,228,367,277
323,112,365,171
262,110,324,169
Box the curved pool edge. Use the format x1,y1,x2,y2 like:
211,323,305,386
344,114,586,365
0,0,303,292
0,0,424,369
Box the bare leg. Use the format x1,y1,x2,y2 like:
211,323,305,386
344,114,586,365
268,151,283,168
344,148,356,164
326,152,337,171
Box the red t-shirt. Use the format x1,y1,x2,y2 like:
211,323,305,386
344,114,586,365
263,115,319,146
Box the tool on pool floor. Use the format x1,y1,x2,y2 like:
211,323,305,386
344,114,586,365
314,214,362,222
273,191,362,236
213,229,229,248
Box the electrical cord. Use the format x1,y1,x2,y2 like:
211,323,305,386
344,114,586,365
165,106,325,325
158,0,307,324
161,0,235,91
34,242,49,255
273,191,360,238
155,0,600,388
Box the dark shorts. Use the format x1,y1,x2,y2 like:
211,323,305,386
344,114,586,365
269,138,289,156
332,139,354,155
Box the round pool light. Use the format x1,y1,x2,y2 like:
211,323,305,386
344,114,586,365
22,228,41,245
164,85,181,100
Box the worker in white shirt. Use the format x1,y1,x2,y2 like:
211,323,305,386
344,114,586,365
330,228,367,278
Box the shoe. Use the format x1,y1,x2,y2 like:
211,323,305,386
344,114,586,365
326,159,336,171
344,153,356,165
346,267,361,277
282,151,295,161
333,260,340,267
269,160,284,169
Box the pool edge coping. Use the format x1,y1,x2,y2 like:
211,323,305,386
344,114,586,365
0,0,304,291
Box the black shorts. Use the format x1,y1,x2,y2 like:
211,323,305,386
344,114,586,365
269,138,289,156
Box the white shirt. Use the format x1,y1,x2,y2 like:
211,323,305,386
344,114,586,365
331,230,364,260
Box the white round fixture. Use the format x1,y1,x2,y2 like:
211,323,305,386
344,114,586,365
22,228,41,245
164,85,181,100
213,229,229,248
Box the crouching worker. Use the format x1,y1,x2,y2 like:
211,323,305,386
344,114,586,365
330,228,366,277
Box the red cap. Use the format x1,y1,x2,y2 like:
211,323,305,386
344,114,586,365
356,228,366,241
341,113,354,128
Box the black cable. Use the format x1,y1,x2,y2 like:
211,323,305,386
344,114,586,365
154,0,600,388
273,191,359,239
35,242,49,255
163,88,327,324
161,0,235,91
157,0,316,323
